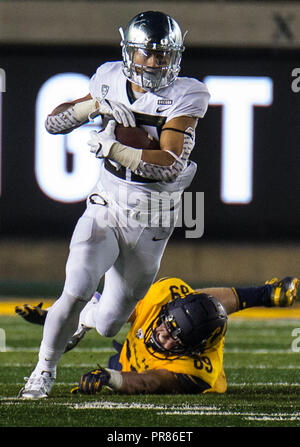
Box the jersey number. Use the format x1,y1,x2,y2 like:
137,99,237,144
194,356,213,373
169,284,190,300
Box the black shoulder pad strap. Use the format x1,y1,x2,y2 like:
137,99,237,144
161,127,194,138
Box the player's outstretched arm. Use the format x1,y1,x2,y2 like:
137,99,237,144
118,369,182,394
195,287,239,315
71,366,183,395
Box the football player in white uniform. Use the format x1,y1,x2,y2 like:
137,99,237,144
18,11,210,399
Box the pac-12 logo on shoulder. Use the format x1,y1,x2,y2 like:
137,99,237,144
101,84,109,98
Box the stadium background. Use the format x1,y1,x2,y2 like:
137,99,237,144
1,0,300,297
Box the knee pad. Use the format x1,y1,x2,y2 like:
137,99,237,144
51,292,89,316
64,269,96,302
95,312,124,337
96,321,120,338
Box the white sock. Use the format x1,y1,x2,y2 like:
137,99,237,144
34,291,87,375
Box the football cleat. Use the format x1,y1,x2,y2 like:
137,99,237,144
63,292,101,352
18,371,55,399
64,324,91,353
265,277,299,307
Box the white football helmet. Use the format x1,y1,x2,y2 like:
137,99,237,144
120,11,186,92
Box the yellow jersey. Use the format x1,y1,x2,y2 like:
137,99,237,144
117,277,227,394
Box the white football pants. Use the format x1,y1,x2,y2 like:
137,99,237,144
65,197,175,335
36,184,176,373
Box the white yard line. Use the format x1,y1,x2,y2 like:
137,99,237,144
60,401,300,422
3,347,114,352
1,397,300,423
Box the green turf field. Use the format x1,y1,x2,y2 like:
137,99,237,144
0,311,300,429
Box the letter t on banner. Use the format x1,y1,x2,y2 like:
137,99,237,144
204,76,273,204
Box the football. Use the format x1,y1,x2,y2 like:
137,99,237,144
115,124,160,150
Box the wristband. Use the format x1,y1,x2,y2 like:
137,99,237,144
109,142,142,171
106,368,124,390
73,99,99,121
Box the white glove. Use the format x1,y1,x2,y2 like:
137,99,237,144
97,98,135,127
88,120,117,158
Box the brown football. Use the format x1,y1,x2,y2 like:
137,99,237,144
115,124,160,150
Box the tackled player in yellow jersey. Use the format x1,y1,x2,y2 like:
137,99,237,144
70,274,298,395
16,275,299,396
119,277,227,394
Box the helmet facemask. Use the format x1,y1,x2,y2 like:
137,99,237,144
144,306,189,360
121,43,183,92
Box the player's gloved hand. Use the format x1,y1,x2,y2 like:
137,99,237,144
97,98,135,127
15,302,47,325
88,120,117,158
70,365,110,395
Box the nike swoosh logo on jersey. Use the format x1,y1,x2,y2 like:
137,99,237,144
156,106,171,113
152,236,166,241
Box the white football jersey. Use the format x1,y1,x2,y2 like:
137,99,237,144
89,61,210,192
